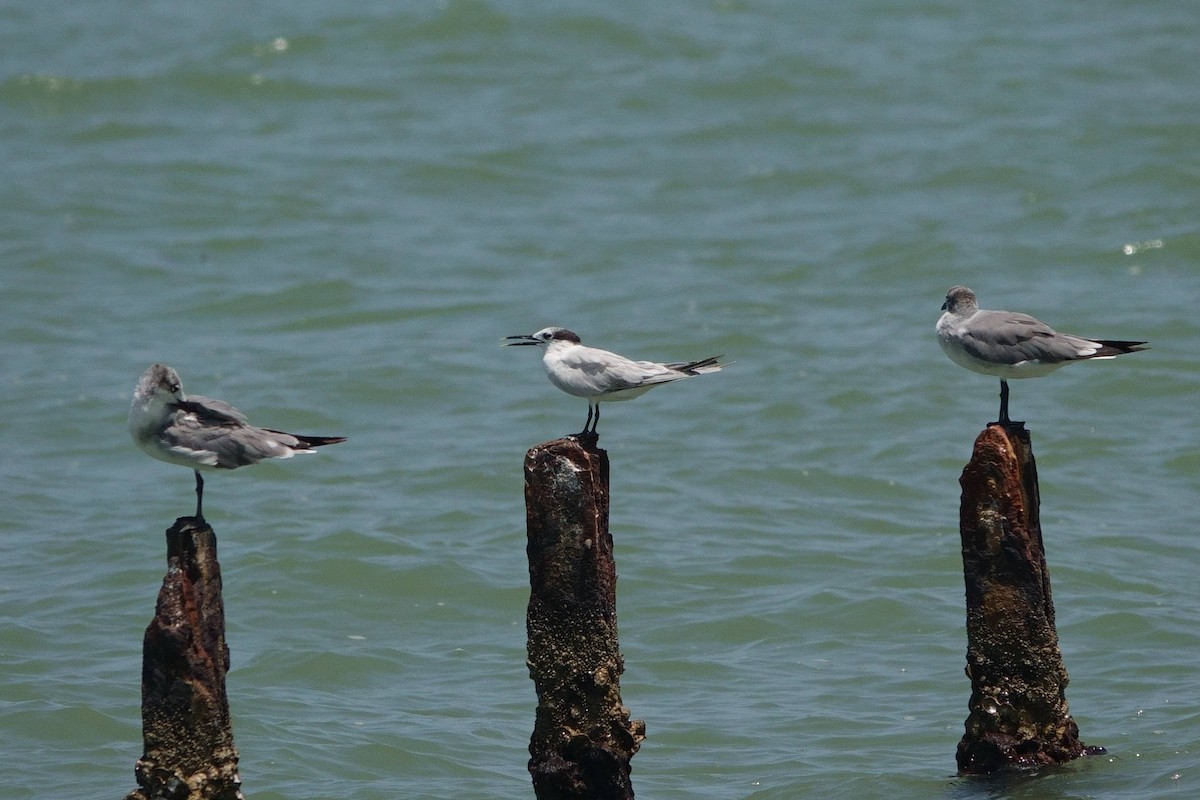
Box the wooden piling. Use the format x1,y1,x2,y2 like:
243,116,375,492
523,437,645,800
955,423,1102,774
126,518,243,800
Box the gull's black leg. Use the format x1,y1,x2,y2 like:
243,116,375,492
193,470,206,521
590,404,600,435
998,379,1010,425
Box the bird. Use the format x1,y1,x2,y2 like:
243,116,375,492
128,363,346,520
936,285,1147,425
505,327,724,438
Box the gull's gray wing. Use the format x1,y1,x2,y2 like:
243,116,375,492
165,396,297,468
958,311,1100,365
175,395,249,425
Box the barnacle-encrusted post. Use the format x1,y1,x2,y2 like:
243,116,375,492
524,437,644,799
126,518,243,800
956,423,1103,774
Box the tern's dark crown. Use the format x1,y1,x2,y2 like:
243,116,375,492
547,328,581,344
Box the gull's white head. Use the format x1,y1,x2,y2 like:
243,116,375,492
504,327,582,349
133,363,184,406
129,363,185,439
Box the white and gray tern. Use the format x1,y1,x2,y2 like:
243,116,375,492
505,327,724,437
128,363,346,520
936,285,1147,424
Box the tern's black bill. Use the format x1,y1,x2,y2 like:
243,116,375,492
505,335,539,346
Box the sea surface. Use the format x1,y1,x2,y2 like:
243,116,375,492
1,1,1197,798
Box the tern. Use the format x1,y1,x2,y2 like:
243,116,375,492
129,363,346,520
936,285,1147,425
505,327,724,438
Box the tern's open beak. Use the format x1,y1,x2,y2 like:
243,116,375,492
504,335,539,346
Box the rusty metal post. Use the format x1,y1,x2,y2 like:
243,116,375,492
524,437,645,799
956,423,1103,774
126,518,243,800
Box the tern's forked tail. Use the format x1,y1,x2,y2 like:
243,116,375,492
670,355,725,375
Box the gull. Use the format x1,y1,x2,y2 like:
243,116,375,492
128,363,346,520
505,327,724,438
936,285,1147,425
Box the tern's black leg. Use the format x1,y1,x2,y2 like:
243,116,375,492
193,470,206,521
573,404,600,443
576,405,594,437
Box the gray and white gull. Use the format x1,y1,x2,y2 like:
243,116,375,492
128,363,345,520
936,285,1147,424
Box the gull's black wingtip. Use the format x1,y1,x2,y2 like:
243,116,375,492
1094,339,1149,356
293,434,347,448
